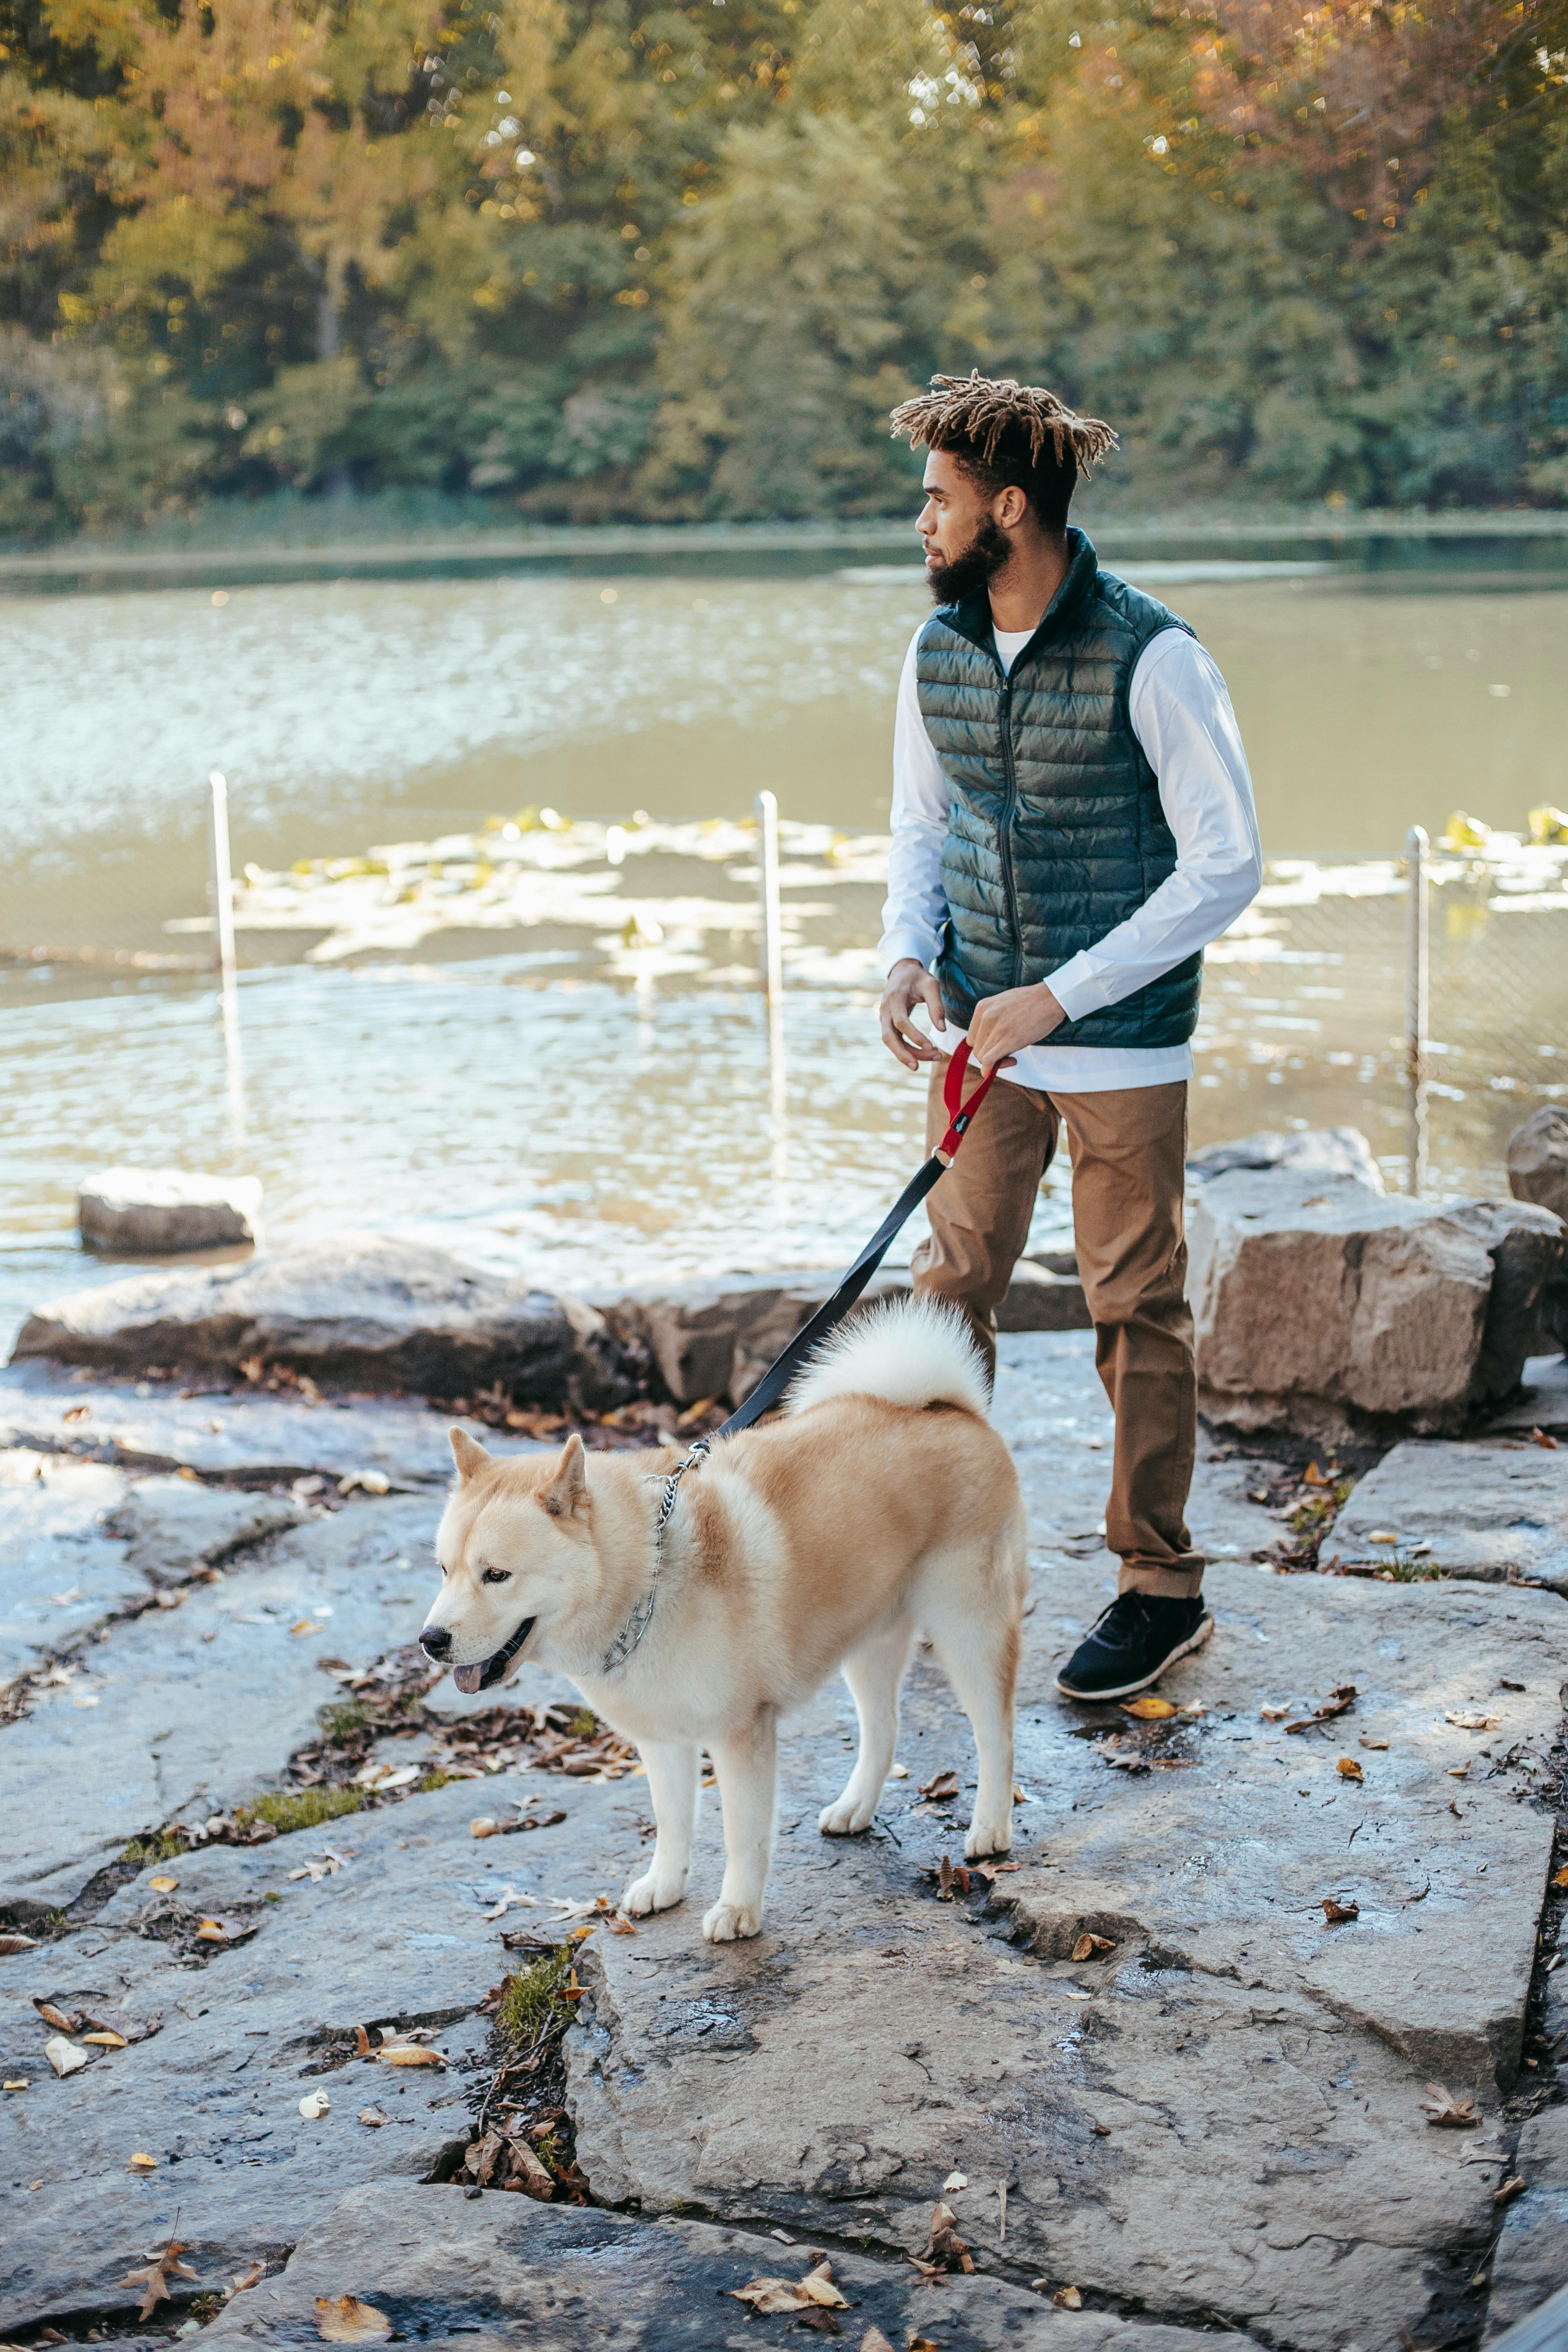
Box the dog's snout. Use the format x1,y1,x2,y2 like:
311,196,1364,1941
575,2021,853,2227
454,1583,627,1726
419,1625,452,1659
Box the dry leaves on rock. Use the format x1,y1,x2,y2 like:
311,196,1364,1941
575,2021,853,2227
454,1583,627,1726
1071,1934,1117,1962
1321,1897,1361,1924
377,2043,445,2069
858,2333,897,2352
117,2239,198,2320
918,1770,960,1803
732,2261,847,2314
1553,1866,1568,1891
1283,1685,1356,1735
43,2036,87,2077
1091,1737,1149,1774
911,2203,973,2279
314,2295,392,2343
1259,1705,1290,1721
0,1932,38,1955
1445,1712,1500,1731
196,1914,258,1945
298,2089,331,2120
1053,2286,1083,2308
1336,1757,1364,1782
1420,2084,1480,2129
127,2151,158,2171
1122,1696,1177,1720
358,2107,388,2128
228,2262,265,2297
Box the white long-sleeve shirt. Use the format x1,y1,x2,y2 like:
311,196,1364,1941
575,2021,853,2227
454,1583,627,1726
878,619,1263,1092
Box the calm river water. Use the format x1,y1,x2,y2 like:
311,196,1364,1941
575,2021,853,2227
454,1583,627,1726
4,531,1566,1350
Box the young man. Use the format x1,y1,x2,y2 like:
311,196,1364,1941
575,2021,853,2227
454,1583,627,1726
878,371,1262,1701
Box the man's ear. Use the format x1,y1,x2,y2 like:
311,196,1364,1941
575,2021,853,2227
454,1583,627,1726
541,1432,589,1520
450,1427,491,1482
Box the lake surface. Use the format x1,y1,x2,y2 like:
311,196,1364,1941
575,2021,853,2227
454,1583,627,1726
4,534,1565,1353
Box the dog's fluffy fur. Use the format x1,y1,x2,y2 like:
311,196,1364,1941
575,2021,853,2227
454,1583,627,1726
421,1297,1027,1942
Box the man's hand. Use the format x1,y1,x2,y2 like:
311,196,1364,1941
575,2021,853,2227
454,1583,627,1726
967,981,1067,1074
879,959,947,1069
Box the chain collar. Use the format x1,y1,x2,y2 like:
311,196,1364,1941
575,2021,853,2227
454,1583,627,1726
601,1436,710,1675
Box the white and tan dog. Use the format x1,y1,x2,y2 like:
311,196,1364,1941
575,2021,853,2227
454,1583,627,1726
419,1297,1027,1942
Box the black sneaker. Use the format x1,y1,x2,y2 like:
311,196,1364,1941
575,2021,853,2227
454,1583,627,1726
1055,1593,1214,1702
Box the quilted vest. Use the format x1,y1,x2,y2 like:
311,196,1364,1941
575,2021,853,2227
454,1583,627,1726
916,527,1203,1051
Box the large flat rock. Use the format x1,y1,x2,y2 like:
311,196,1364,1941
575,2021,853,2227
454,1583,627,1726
1484,2107,1568,2341
1330,1440,1568,1591
10,1237,613,1404
1188,1172,1562,1442
0,1361,544,1483
196,2180,1263,2351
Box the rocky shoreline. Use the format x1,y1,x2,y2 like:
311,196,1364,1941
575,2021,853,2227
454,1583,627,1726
3,1124,1566,2349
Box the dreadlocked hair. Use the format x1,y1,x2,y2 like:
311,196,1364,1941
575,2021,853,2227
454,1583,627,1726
889,370,1118,531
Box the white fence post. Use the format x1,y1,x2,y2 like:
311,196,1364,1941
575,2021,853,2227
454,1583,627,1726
1405,823,1429,1197
755,789,784,1005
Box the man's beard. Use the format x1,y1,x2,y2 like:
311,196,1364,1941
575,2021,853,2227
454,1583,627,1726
927,516,1013,605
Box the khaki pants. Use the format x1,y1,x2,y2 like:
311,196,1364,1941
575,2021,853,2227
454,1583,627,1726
911,1059,1203,1601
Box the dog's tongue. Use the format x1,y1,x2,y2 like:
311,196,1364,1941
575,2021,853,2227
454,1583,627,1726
452,1662,488,1695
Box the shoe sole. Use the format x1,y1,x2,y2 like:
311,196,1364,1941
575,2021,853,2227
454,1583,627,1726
1054,1609,1216,1703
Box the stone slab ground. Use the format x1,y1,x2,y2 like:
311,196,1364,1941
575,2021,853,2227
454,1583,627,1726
0,1334,1564,2352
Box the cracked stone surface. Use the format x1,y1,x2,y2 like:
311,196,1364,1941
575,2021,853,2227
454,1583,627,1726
1,1333,1564,2352
1329,1439,1568,1593
196,2180,1263,2350
1484,2107,1568,2341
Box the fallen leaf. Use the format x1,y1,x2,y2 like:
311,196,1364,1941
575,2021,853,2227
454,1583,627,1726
33,2000,80,2033
1447,1764,1471,1780
797,2261,849,2309
1530,1428,1559,1449
1284,1685,1357,1734
128,2151,158,2170
1420,2084,1479,2129
1321,1897,1360,1924
858,2332,897,2352
918,1770,960,1802
1301,1460,1332,1485
377,2044,445,2068
43,2036,87,2077
197,1915,259,1944
4,2077,29,2090
298,2088,331,2119
1359,1737,1390,1751
0,1933,38,1955
1053,2286,1083,2308
1122,1695,1177,1719
472,1817,503,1838
890,1764,909,1779
730,2276,812,2314
82,2030,128,2049
314,2295,392,2342
1336,1757,1364,1782
607,1912,637,1936
117,2239,198,2321
290,1619,318,1635
1445,1712,1499,1731
1259,1705,1290,1721
942,2169,968,2191
921,2201,973,2273
1071,1934,1117,1962
1553,1867,1568,1890
906,2340,941,2352
147,1875,179,1893
1494,2175,1527,2205
338,1469,391,1495
229,2262,265,2297
358,2106,389,2127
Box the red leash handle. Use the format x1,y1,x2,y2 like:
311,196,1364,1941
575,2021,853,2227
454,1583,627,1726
936,1037,1000,1161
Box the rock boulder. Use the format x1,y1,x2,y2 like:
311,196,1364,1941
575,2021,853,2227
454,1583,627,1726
78,1166,261,1252
1188,1171,1563,1441
1508,1106,1568,1350
11,1236,628,1406
1188,1125,1384,1192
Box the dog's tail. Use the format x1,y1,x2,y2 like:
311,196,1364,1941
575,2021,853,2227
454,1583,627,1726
785,1294,990,1422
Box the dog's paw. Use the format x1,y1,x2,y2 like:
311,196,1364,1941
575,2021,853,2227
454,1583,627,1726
702,1897,763,1942
818,1793,875,1838
621,1868,686,1917
964,1815,1013,1860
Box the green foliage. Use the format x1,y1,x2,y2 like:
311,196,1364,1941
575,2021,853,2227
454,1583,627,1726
316,1696,372,1745
122,1828,189,1866
496,1944,575,2046
0,0,1563,534
238,1786,365,1835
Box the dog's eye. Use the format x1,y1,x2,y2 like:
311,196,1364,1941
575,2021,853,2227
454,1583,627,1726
481,1567,511,1585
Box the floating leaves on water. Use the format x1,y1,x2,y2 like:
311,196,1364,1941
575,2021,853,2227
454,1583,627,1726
1122,1696,1177,1720
117,2239,197,2320
1420,2083,1479,2128
43,2036,87,2077
1321,1897,1360,1924
1336,1757,1364,1782
298,2088,331,2120
314,2295,392,2342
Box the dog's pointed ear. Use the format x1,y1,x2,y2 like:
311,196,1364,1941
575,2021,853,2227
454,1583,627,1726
541,1431,589,1520
450,1427,491,1482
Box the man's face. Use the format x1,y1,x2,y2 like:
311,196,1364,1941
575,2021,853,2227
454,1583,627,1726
917,448,1012,605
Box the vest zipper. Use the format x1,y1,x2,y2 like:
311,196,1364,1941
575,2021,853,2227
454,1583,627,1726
997,672,1024,987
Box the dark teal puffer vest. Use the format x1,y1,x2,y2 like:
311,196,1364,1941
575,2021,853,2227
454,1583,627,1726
917,527,1203,1051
